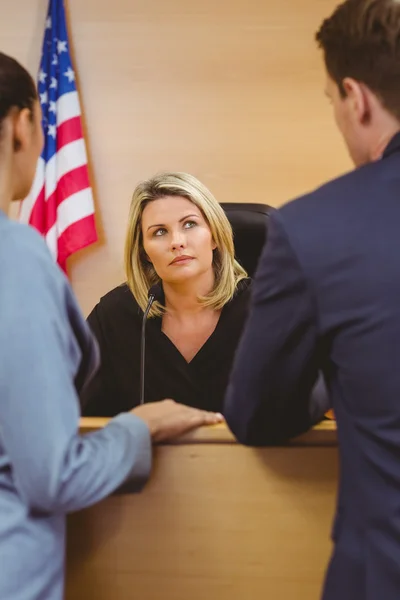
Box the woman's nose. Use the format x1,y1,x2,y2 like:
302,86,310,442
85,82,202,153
171,231,186,250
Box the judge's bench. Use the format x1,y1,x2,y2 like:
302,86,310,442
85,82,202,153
66,418,337,600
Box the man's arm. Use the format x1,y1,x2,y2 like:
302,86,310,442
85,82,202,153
224,209,321,446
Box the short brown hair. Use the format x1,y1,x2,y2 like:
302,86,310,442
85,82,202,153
316,0,400,120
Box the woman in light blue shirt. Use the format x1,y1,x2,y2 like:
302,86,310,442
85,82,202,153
0,52,221,600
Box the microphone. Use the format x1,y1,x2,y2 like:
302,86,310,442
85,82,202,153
140,284,163,405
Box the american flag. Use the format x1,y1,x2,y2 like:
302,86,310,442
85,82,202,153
19,0,97,273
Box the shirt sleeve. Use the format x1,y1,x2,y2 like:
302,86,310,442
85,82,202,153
0,227,151,513
224,209,321,445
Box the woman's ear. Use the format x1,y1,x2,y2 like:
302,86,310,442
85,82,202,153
12,107,32,154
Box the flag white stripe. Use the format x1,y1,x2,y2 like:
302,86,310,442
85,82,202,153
45,224,58,260
56,91,81,127
45,138,88,199
19,4,97,272
57,187,95,236
19,158,45,223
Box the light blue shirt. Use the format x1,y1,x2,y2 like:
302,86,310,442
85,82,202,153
0,211,152,600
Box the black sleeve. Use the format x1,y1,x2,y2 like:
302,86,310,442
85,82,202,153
80,304,119,417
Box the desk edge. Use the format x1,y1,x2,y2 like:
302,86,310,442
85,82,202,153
79,418,337,446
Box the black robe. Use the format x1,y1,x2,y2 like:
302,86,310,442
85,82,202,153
81,279,251,416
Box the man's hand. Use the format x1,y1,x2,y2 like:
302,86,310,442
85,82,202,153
132,399,224,442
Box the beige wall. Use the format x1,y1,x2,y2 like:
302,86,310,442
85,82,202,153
2,0,351,315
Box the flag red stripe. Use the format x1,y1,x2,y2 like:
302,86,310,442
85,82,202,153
20,4,98,276
29,165,90,234
27,186,47,234
57,214,98,270
56,117,83,151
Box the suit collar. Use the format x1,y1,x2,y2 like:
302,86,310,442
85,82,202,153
383,131,400,159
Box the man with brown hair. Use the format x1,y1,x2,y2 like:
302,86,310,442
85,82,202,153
225,1,400,598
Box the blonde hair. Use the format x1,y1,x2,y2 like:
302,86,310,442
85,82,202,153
124,172,247,318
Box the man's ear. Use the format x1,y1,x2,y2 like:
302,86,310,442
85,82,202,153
342,77,370,125
12,107,32,153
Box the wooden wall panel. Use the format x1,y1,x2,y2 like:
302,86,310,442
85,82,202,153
1,0,350,314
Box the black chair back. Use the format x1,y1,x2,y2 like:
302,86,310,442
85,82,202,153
221,203,271,277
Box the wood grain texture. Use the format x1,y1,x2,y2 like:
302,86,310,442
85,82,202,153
2,0,350,314
67,425,338,599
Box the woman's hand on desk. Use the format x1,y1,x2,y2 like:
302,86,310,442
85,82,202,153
132,399,224,442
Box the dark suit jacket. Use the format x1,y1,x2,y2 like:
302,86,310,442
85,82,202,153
224,132,400,600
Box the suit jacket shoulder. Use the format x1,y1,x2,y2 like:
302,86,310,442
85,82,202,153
279,157,393,244
276,156,399,284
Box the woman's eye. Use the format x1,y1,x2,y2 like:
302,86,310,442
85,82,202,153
184,220,196,229
154,228,166,237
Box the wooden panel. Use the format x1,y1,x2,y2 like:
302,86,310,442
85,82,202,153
1,0,351,315
66,422,338,599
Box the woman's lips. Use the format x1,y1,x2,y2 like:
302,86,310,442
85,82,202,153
170,256,194,265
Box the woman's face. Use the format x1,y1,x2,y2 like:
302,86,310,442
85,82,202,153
141,195,216,286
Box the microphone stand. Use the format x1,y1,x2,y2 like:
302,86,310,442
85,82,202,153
139,289,158,405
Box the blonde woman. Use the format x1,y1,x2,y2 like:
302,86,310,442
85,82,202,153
82,172,250,416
